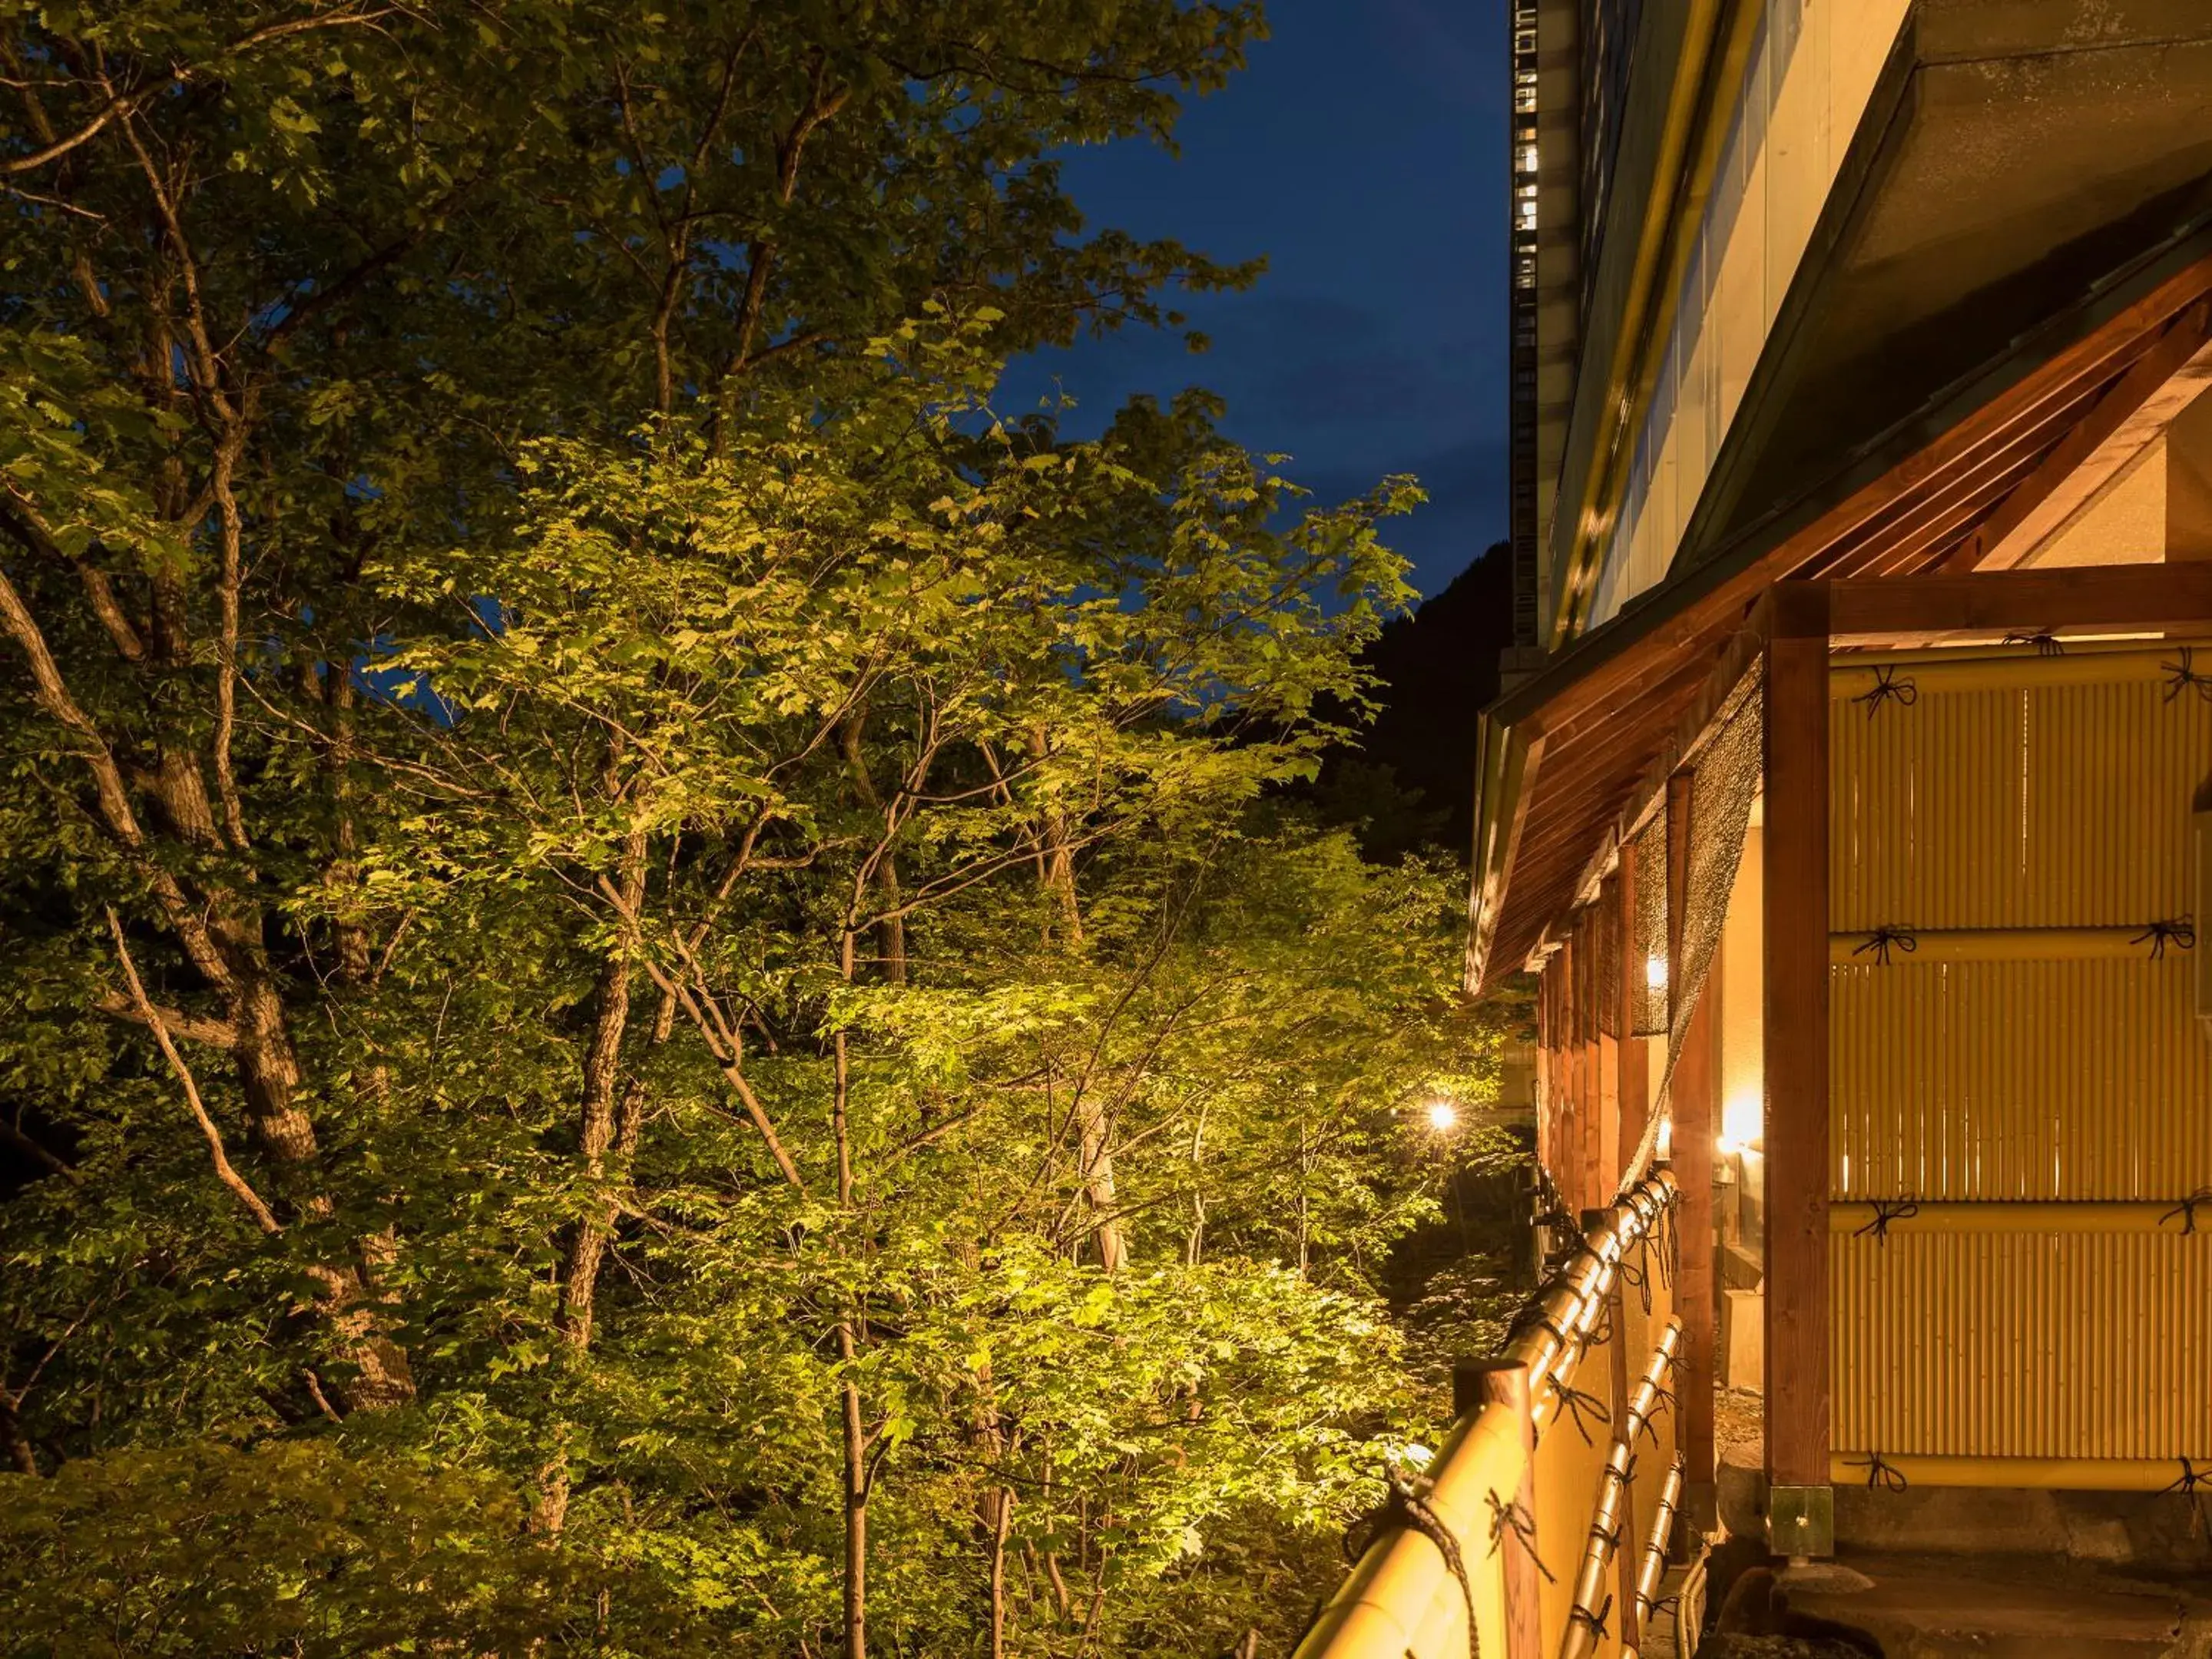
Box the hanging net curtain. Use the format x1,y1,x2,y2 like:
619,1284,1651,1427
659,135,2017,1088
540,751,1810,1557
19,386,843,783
1630,813,1669,1037
1616,660,1765,1194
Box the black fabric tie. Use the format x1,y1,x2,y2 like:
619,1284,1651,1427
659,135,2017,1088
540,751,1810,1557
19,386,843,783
1485,1489,1555,1583
1848,1451,1909,1492
2133,918,2196,960
1379,1462,1481,1659
2163,647,2212,704
1853,1198,1921,1246
2159,1189,2212,1236
1552,1376,1611,1445
1852,666,1919,717
1852,925,1917,965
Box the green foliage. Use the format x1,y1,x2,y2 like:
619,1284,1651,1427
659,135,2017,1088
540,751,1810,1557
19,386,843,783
0,4,1518,1654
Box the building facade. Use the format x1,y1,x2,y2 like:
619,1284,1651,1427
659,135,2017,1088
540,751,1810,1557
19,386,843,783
1305,4,2212,1654
1490,0,2212,1583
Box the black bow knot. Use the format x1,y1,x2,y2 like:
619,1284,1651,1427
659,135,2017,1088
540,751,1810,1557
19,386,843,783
1852,665,1919,717
2163,647,2212,704
1848,1451,1909,1492
2132,918,2196,960
1853,1198,1922,1246
1852,925,1918,965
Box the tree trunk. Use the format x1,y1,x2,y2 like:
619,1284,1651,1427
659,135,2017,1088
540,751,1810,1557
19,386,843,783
230,968,320,1168
542,822,650,1530
559,815,648,1349
987,1485,1015,1659
840,1330,869,1659
1028,728,1084,947
832,935,870,1659
1075,1093,1124,1273
839,715,906,982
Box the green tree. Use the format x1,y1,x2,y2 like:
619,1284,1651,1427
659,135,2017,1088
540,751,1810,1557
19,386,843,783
0,5,1515,1653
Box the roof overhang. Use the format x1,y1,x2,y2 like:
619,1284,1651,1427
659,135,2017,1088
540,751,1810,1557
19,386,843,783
1469,0,2212,996
1467,234,2212,995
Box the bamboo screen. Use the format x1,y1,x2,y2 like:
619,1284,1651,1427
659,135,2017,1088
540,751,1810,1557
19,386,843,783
1827,641,2212,1466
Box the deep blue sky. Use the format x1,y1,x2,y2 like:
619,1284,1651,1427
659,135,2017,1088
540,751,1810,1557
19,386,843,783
1002,0,1509,598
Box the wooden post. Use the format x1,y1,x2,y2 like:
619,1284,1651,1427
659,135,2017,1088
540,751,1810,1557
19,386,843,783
1597,879,1621,1190
1674,945,1720,1521
1580,917,1604,1207
1556,934,1579,1212
1535,960,1553,1187
1567,924,1590,1214
1604,1277,1640,1656
1665,770,1718,1530
1616,861,1650,1176
1456,1359,1543,1659
1764,588,1832,1547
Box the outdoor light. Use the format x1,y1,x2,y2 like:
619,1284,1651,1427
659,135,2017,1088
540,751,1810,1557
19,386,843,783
1425,1100,1460,1132
1644,953,1668,991
1718,1090,1763,1156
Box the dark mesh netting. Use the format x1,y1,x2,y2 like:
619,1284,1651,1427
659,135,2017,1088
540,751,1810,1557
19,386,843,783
1631,814,1669,1037
1594,874,1624,1039
1616,660,1764,1194
1670,666,1763,1064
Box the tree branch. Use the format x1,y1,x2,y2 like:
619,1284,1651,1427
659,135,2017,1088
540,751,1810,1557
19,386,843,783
0,6,413,177
0,487,147,662
105,909,279,1233
95,990,240,1049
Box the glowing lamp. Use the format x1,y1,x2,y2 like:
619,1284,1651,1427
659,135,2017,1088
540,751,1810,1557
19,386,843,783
1425,1101,1460,1132
1720,1089,1763,1155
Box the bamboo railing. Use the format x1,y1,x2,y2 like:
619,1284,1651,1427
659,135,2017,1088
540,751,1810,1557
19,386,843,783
1297,1170,1684,1659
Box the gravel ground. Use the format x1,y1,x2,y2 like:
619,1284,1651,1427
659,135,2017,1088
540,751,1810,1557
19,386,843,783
1716,1386,1763,1466
1698,1638,1876,1659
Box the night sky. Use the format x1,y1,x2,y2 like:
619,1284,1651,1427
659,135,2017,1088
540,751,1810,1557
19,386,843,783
1002,0,1510,599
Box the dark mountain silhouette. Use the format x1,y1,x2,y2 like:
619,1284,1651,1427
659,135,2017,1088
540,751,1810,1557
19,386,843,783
1317,538,1515,861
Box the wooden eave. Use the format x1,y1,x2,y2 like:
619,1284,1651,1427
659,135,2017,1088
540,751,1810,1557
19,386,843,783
1465,240,2212,997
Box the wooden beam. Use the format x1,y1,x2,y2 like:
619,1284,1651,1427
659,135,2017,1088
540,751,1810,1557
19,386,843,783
1578,916,1602,1210
1823,561,2212,637
1501,250,2212,741
1598,875,1624,1188
1465,723,1542,993
1763,594,1830,1500
1552,962,1568,1183
1472,250,2212,995
1676,985,1720,1514
1538,959,1561,1180
1665,772,1717,1521
1815,380,2110,579
1605,1274,1641,1656
1970,299,2212,571
1616,865,1649,1184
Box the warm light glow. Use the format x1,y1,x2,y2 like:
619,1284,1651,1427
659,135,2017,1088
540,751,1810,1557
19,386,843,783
1425,1101,1460,1132
1644,953,1668,991
1718,1089,1763,1156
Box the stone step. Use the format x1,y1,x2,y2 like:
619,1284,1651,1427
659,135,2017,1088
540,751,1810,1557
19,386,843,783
1774,1553,2211,1659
